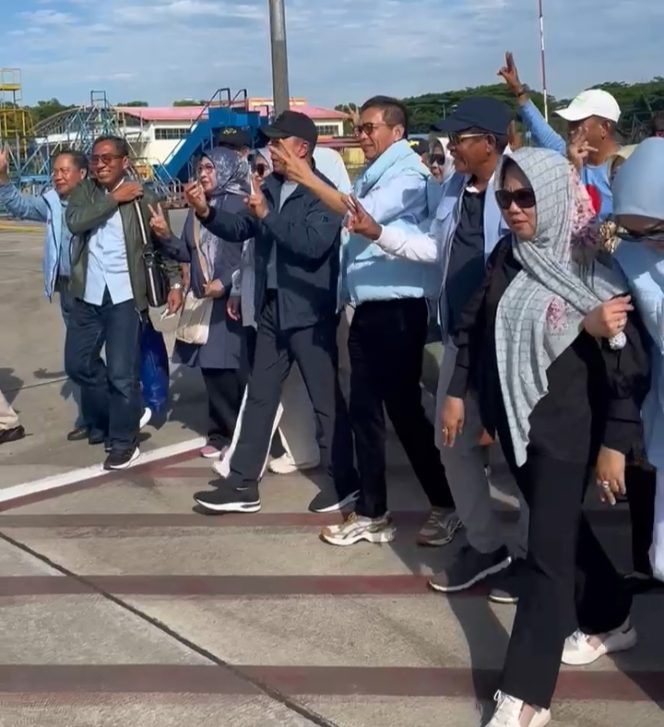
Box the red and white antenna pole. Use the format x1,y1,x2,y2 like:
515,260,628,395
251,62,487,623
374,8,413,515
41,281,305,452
538,0,549,121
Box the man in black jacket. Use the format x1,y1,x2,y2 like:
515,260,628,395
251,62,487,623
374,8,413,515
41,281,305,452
190,112,358,514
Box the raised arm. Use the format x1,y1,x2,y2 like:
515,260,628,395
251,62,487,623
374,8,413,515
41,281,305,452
498,51,566,155
0,184,49,222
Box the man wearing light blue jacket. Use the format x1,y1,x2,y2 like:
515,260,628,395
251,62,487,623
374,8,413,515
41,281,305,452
348,98,529,599
275,96,457,547
0,147,89,440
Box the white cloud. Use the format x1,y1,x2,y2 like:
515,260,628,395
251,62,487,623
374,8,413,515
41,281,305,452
6,0,662,109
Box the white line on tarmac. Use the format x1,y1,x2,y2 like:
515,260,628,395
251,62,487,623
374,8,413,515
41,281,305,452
0,436,206,505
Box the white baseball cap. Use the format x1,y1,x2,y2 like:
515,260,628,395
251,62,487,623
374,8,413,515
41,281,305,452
555,89,621,123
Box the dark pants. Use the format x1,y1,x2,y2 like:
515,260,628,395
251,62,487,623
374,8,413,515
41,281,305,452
201,368,244,449
229,294,356,488
626,464,657,575
58,278,89,429
65,289,143,452
349,298,453,519
500,452,632,708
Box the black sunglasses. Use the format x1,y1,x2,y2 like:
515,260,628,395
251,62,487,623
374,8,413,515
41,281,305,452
617,226,664,242
495,188,537,211
430,154,445,166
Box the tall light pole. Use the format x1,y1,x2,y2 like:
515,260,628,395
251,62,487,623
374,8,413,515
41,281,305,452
268,0,290,116
538,0,549,121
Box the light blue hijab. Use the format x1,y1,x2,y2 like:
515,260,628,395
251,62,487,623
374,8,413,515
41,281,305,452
613,137,664,468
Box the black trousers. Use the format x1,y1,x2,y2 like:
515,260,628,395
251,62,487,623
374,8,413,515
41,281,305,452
626,464,657,575
201,368,244,449
349,298,453,519
499,451,632,708
229,293,356,488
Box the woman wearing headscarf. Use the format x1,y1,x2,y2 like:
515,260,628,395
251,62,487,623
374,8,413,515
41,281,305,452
155,147,249,459
603,137,664,584
440,147,650,726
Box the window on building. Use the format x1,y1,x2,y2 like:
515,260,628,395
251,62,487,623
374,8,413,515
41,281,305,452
315,124,340,137
154,127,189,140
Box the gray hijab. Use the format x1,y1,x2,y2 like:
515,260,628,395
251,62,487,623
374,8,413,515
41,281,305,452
199,146,251,272
494,148,628,466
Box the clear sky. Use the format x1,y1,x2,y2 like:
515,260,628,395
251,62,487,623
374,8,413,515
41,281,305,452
6,0,662,108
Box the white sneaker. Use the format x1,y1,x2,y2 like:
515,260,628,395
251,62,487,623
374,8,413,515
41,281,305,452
562,617,637,666
268,453,319,475
487,691,551,727
139,407,152,430
320,512,396,546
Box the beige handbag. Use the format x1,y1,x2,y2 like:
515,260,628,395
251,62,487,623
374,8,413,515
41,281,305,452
175,219,214,345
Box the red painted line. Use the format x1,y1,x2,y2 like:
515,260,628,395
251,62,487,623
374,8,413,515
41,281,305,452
0,507,628,529
0,665,255,695
0,574,442,597
0,450,200,512
0,665,660,701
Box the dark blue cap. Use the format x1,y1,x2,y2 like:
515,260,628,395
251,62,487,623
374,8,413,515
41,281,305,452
432,97,513,135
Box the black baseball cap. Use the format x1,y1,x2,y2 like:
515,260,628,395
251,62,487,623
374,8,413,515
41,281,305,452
432,97,513,135
217,127,251,149
262,110,318,147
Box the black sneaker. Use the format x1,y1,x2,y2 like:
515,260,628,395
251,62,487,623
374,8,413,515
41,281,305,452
67,426,89,442
103,447,140,471
309,487,360,514
429,545,512,593
0,425,26,445
488,558,526,604
194,481,261,514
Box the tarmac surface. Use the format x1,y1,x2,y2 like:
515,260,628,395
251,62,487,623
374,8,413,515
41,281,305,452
1,220,663,726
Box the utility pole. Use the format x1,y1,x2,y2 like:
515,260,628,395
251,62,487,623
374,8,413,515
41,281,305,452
268,0,290,116
538,0,549,121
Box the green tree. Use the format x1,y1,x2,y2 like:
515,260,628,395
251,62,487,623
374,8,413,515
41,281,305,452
335,103,359,135
173,99,207,107
117,100,149,107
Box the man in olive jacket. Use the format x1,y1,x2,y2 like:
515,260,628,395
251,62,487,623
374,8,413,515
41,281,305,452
65,135,183,470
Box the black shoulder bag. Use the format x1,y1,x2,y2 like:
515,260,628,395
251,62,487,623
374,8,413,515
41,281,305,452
134,199,169,308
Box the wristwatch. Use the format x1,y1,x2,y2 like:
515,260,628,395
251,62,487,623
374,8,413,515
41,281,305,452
515,84,531,98
170,283,184,291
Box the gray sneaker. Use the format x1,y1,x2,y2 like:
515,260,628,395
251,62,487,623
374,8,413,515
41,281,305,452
429,545,512,593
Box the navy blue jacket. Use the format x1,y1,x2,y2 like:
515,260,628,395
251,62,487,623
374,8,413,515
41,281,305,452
200,170,343,331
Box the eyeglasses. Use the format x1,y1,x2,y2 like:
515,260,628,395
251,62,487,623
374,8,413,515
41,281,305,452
495,188,537,210
197,163,215,174
254,162,268,177
448,132,487,145
90,153,124,166
430,154,445,166
353,122,391,137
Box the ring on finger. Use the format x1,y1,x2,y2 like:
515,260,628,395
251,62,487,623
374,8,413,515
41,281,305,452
600,481,611,490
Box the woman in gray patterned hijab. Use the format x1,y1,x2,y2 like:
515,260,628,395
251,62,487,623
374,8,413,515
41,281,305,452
494,147,628,467
441,147,651,727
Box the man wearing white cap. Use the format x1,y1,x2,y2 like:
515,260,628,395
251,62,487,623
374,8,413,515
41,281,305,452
498,52,621,219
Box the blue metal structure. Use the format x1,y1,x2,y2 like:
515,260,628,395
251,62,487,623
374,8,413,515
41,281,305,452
155,88,268,185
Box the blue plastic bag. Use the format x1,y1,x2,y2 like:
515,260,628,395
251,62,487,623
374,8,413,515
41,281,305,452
141,320,170,415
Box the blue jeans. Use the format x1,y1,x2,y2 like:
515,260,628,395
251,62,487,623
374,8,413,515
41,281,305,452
59,282,86,429
65,289,143,451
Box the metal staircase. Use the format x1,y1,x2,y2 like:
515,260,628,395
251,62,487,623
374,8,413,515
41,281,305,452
155,88,266,185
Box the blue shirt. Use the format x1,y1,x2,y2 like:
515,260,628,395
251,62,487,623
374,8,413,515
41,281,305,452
519,99,614,220
84,207,133,305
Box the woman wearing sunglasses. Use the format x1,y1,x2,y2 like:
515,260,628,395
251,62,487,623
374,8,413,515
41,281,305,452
440,147,650,726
